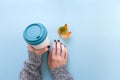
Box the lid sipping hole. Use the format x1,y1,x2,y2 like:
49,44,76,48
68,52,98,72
36,36,40,39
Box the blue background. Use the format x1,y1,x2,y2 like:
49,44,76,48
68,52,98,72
0,0,120,80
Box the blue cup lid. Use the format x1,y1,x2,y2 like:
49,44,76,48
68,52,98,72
23,23,47,45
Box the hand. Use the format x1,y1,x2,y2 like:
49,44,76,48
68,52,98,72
27,44,49,55
48,40,68,69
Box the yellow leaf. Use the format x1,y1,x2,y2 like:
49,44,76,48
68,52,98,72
64,24,68,31
58,24,71,39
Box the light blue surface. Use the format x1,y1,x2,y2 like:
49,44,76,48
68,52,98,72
0,0,120,80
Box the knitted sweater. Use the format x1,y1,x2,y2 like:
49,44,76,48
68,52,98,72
19,51,73,80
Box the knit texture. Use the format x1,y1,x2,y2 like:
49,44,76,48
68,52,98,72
50,66,73,80
19,51,73,80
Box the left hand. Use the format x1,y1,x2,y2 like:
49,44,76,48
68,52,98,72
27,44,49,55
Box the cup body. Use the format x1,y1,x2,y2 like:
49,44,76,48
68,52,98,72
23,23,49,49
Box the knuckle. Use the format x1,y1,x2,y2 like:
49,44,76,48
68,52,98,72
52,51,56,54
52,48,56,52
57,47,60,50
53,48,56,51
35,51,39,54
52,56,56,61
62,51,65,54
56,58,61,62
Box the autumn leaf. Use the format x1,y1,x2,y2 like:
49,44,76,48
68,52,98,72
58,24,71,39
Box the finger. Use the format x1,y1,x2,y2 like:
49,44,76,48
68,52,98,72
64,47,68,59
61,44,65,57
63,47,68,66
35,47,48,55
56,40,61,56
52,40,57,56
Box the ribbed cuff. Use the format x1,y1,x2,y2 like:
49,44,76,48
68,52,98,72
28,50,41,65
50,66,73,80
50,66,67,76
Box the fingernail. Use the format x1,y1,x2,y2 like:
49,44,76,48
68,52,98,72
61,43,63,44
57,40,60,42
64,45,66,47
47,46,50,48
54,40,56,42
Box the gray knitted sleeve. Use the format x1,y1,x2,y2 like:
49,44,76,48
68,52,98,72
19,51,41,80
19,51,73,80
50,66,73,80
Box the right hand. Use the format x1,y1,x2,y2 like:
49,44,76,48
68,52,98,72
48,40,68,69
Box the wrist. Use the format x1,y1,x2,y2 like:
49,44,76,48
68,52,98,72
28,50,41,64
50,65,67,75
